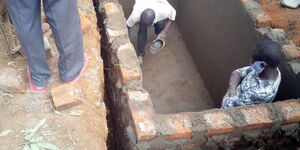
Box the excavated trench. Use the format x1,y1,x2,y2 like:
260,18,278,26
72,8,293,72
119,0,300,114
96,0,300,149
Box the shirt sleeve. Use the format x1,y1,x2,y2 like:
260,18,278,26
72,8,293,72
126,13,139,28
126,5,141,28
234,66,252,78
159,0,176,21
221,86,275,109
168,5,176,21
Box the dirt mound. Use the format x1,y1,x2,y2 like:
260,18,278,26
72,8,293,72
260,0,300,47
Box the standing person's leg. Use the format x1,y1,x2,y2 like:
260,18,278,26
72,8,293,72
4,0,50,88
43,0,84,82
154,20,166,35
137,23,148,57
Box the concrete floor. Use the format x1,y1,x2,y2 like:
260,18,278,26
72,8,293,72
129,24,216,114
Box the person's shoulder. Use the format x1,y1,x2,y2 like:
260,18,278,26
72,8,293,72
236,66,253,72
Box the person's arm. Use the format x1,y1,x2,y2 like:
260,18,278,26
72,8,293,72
225,66,252,97
227,71,242,97
157,19,173,39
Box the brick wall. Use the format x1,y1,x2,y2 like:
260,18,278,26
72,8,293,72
99,0,300,149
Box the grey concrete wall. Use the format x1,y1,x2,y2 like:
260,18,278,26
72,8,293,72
118,0,134,18
175,0,262,105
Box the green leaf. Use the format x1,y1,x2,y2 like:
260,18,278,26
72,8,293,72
28,136,44,143
0,130,12,136
23,144,31,150
25,119,46,140
37,142,60,150
30,144,39,150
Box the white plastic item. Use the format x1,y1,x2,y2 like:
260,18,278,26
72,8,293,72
281,0,300,9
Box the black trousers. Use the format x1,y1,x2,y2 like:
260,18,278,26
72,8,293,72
137,20,166,56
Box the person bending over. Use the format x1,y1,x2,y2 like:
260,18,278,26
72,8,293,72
222,40,282,109
127,0,176,64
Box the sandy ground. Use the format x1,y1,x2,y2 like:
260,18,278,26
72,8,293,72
129,24,216,114
260,0,300,47
0,1,108,150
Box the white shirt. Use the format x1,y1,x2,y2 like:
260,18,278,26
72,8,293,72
126,0,176,27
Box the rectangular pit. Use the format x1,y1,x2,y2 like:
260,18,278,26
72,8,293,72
120,0,300,110
99,0,300,149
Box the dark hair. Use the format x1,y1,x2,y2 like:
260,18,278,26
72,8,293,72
141,9,155,26
253,40,282,68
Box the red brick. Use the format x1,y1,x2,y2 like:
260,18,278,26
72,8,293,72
276,101,300,124
119,65,141,83
165,114,193,140
255,14,272,27
131,107,157,141
102,2,128,42
117,43,142,83
180,142,203,149
240,105,274,130
0,67,26,93
204,112,235,136
282,44,300,61
51,82,83,111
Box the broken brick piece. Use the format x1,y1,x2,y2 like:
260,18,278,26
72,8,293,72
0,67,26,93
51,82,83,111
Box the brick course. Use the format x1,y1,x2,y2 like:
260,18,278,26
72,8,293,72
204,111,235,136
240,105,274,130
276,101,300,124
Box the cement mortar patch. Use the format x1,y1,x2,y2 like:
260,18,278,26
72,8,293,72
204,111,235,136
276,100,300,124
240,105,274,130
102,2,128,42
111,35,131,53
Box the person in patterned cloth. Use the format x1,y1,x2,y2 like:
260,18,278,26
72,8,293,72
222,40,282,109
126,0,176,64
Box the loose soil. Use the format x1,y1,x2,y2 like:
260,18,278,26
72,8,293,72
0,0,107,149
129,24,216,114
260,0,300,47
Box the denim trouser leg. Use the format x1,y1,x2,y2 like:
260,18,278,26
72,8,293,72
43,0,84,82
137,23,147,56
4,0,84,85
154,20,166,35
4,0,50,87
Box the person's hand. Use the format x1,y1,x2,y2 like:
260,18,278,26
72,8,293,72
158,31,167,39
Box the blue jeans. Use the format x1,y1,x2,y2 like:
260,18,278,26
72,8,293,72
4,0,84,86
137,20,166,56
